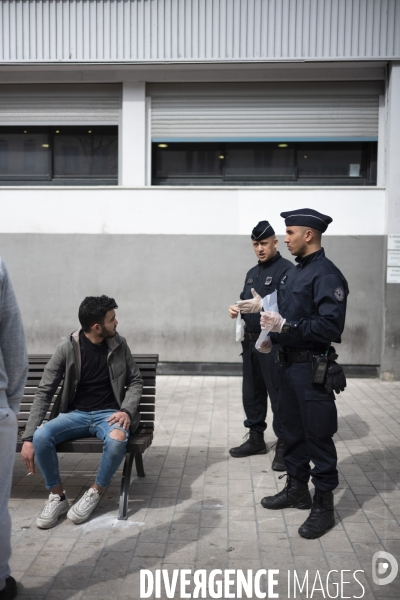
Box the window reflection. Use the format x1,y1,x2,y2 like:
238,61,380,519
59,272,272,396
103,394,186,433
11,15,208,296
152,141,377,186
0,131,50,178
0,127,118,183
53,132,118,178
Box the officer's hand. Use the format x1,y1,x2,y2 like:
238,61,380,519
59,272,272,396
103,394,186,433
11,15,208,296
235,289,263,314
229,305,240,319
260,311,286,332
325,363,347,395
256,335,272,354
21,441,35,474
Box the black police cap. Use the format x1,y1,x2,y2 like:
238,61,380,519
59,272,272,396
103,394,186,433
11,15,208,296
280,208,333,233
251,221,275,240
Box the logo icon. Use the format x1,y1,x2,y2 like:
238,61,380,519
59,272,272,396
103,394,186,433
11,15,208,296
372,551,398,586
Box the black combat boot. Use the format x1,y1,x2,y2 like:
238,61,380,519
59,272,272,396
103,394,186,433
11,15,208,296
298,489,335,539
271,438,286,471
261,474,312,510
0,577,17,600
229,430,267,458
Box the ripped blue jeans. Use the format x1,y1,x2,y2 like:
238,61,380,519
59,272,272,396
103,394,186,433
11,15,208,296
33,409,130,489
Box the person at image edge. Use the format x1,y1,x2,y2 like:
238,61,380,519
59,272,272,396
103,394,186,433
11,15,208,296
0,258,28,600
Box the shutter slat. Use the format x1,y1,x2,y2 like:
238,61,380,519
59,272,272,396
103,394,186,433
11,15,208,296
0,86,120,125
151,95,379,141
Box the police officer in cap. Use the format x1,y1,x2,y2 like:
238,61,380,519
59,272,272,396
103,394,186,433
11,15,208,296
228,221,293,468
251,208,348,539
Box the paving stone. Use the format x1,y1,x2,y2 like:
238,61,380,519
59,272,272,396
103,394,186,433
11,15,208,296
8,376,400,599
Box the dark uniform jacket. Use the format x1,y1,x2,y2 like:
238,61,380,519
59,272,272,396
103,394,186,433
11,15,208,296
240,252,294,334
271,248,349,351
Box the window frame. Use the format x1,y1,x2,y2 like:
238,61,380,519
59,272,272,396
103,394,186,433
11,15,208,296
0,126,118,186
151,141,377,187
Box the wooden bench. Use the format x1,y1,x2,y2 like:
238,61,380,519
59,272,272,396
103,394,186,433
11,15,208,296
16,353,158,520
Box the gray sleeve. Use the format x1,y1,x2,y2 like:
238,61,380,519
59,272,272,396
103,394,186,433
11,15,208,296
0,259,29,413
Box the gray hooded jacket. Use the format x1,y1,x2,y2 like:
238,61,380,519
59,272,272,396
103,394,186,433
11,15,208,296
22,329,143,440
0,258,28,414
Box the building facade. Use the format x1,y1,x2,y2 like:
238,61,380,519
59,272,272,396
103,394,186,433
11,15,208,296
0,0,399,377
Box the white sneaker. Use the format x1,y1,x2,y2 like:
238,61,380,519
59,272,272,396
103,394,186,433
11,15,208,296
36,492,69,529
67,488,101,524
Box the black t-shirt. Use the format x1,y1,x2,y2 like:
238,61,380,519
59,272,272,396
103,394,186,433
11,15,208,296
71,331,120,412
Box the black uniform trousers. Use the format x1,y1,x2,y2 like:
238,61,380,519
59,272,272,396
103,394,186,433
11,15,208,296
241,341,283,439
279,361,338,492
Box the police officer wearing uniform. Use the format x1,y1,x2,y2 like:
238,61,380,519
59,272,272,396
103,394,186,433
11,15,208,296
228,221,293,469
253,209,348,539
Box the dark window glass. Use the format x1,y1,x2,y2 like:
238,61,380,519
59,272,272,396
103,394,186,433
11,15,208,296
225,143,295,179
154,143,223,179
0,126,118,185
297,143,364,178
0,130,50,178
152,141,377,186
53,128,118,178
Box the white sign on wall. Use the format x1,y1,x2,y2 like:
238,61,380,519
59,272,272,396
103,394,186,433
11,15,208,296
388,235,400,250
387,251,400,267
387,267,400,284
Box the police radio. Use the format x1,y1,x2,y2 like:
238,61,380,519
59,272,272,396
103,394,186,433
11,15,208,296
311,353,329,384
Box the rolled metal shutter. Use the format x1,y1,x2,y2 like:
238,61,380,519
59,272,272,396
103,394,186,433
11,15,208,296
151,88,379,142
0,84,121,125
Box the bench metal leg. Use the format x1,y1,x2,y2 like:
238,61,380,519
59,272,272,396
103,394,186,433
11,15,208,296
135,452,146,478
118,452,135,520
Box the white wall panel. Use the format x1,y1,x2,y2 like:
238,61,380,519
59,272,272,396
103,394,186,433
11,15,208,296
0,0,399,62
0,187,385,235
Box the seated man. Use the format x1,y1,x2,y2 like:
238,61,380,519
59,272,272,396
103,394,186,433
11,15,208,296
21,295,143,529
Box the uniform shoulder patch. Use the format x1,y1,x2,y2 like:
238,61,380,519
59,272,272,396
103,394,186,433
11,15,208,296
334,287,345,302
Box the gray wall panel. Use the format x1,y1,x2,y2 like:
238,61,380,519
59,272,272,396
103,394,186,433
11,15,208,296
1,0,399,62
0,233,383,365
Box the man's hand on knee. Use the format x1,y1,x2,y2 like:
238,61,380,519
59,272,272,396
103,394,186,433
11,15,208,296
21,441,35,474
106,411,130,430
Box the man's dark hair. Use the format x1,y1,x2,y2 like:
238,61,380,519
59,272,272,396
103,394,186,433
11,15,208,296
78,295,118,332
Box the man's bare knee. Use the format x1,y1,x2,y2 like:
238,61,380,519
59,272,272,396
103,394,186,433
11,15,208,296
109,429,127,442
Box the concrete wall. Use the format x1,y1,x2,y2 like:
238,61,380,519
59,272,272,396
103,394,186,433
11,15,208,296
0,233,383,365
381,62,400,380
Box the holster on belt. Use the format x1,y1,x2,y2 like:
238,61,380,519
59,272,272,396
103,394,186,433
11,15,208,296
276,346,338,364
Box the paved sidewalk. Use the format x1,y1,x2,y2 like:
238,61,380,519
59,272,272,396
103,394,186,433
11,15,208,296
9,376,400,600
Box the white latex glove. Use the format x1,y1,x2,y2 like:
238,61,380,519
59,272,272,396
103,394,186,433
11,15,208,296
235,289,263,314
256,335,273,354
260,311,286,332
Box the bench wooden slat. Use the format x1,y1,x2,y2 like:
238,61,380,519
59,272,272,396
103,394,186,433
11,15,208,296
26,375,156,383
19,397,155,409
16,433,153,454
22,386,156,396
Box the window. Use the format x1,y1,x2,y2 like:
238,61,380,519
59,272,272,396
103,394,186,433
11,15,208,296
152,142,377,186
0,127,118,185
0,131,50,179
